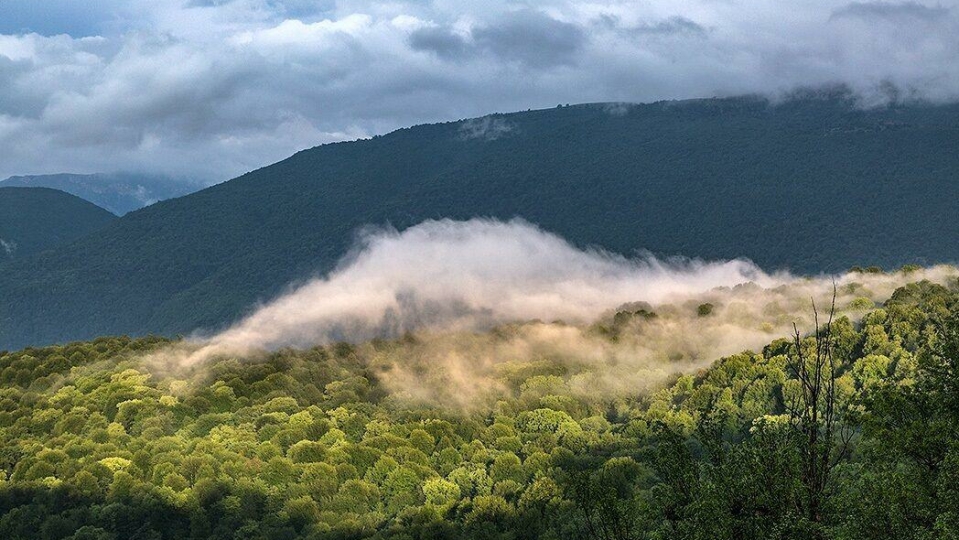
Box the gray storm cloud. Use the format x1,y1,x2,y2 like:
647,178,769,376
2,0,959,179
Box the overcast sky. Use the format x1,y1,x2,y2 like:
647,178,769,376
1,0,957,181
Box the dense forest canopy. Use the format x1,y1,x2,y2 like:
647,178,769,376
2,269,957,539
3,92,959,349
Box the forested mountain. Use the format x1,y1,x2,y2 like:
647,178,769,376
1,277,957,539
0,173,204,215
0,187,116,263
3,92,959,349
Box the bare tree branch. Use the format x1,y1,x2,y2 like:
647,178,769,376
786,283,845,523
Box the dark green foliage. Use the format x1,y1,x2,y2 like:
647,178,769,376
0,187,116,262
5,93,959,348
2,280,958,539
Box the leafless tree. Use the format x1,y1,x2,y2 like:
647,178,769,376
785,284,853,523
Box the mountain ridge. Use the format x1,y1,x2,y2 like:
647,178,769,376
1,94,958,349
0,172,205,215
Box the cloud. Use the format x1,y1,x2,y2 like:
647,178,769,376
610,15,709,37
148,218,959,407
1,1,959,180
175,218,778,362
458,115,514,140
647,16,707,36
189,0,334,16
408,26,471,59
409,10,589,67
472,10,586,68
831,1,949,20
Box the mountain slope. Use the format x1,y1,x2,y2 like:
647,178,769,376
0,187,116,263
2,93,959,349
0,173,204,215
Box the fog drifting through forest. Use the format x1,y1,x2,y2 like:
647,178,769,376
149,219,958,407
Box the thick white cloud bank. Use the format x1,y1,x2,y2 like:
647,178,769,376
1,0,958,180
172,219,957,369
183,218,779,360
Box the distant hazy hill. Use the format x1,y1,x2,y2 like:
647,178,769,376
0,187,116,263
2,92,959,349
0,172,203,215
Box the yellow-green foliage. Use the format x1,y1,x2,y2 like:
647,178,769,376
1,281,958,540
